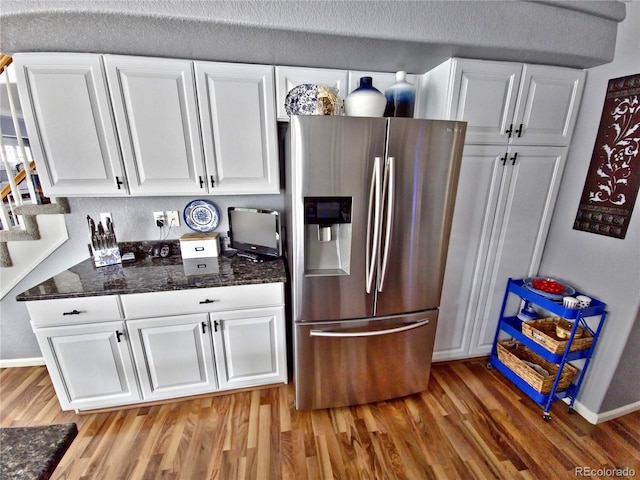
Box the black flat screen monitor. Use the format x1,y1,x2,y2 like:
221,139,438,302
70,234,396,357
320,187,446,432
228,207,281,260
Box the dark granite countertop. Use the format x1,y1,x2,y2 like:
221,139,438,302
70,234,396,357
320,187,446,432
16,244,287,302
0,423,78,480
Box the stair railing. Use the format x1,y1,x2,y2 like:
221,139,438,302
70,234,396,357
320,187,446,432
1,54,41,231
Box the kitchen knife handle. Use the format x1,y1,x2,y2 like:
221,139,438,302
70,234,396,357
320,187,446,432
310,318,429,338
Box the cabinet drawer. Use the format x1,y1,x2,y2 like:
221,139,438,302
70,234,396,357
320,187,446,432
121,283,284,319
27,296,123,327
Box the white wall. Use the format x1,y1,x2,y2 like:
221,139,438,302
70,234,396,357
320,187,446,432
538,2,640,414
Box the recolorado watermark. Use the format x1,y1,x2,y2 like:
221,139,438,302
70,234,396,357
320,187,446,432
575,466,636,477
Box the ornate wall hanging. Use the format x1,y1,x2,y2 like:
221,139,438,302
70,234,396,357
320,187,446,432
574,73,640,239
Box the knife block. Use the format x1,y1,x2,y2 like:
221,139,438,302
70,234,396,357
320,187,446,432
90,244,122,267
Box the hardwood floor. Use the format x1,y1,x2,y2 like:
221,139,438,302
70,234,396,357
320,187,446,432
1,360,639,480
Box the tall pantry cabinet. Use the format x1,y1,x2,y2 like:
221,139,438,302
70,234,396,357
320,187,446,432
418,58,585,361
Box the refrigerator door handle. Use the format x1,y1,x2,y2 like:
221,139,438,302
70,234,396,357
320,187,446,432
309,318,430,338
378,156,395,292
365,156,383,294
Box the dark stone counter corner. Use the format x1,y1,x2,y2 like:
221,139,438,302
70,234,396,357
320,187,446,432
16,241,288,302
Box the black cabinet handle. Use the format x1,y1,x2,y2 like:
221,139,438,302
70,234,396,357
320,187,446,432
116,331,124,343
500,154,508,166
210,176,215,188
515,123,523,138
505,123,513,138
201,321,207,334
115,176,124,190
511,152,518,165
213,320,219,332
199,176,204,188
62,309,81,316
199,299,218,304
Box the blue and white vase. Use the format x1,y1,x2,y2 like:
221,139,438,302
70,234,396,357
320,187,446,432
344,77,386,117
384,71,415,118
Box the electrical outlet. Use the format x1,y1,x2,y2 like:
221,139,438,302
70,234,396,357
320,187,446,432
153,211,165,226
165,210,180,227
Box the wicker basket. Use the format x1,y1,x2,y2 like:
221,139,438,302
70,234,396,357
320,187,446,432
496,341,577,394
522,317,593,354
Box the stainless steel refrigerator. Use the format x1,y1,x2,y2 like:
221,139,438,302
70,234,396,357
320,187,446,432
285,115,466,410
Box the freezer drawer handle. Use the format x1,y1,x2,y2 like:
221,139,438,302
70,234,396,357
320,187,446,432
309,319,429,338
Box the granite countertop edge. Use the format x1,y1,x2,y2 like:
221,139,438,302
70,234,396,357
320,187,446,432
16,242,288,302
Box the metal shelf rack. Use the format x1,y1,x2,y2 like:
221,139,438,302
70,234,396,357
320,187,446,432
488,278,607,421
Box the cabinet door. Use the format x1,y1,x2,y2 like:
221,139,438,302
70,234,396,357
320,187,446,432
127,313,217,401
34,321,140,411
195,62,279,194
104,55,206,195
435,146,508,361
275,66,349,120
510,65,585,146
13,53,126,196
447,59,522,145
211,307,287,390
467,146,567,357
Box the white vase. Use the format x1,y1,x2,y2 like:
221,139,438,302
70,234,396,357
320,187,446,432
344,77,386,117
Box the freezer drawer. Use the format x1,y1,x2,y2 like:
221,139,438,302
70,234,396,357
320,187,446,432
294,310,438,409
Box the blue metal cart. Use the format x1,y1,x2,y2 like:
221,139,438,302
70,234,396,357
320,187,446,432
487,278,607,421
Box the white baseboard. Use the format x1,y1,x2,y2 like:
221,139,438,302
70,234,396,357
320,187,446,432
0,357,46,368
563,397,640,424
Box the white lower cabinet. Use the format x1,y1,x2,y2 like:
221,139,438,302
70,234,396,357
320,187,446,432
211,307,287,389
127,313,217,401
33,321,141,411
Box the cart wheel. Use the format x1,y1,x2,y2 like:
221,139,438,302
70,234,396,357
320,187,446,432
486,362,493,370
543,413,551,422
568,406,575,414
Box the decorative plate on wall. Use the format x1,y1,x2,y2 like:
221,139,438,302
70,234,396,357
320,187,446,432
183,199,221,233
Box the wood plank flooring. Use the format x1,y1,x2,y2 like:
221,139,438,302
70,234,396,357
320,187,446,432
1,359,639,479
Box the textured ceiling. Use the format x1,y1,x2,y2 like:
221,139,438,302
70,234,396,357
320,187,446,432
0,1,627,73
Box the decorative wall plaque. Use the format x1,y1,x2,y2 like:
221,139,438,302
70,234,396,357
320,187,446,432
574,73,640,239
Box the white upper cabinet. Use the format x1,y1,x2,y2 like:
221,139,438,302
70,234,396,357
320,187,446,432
509,65,585,146
419,58,584,146
195,62,280,194
13,53,127,196
275,66,349,120
104,55,207,195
